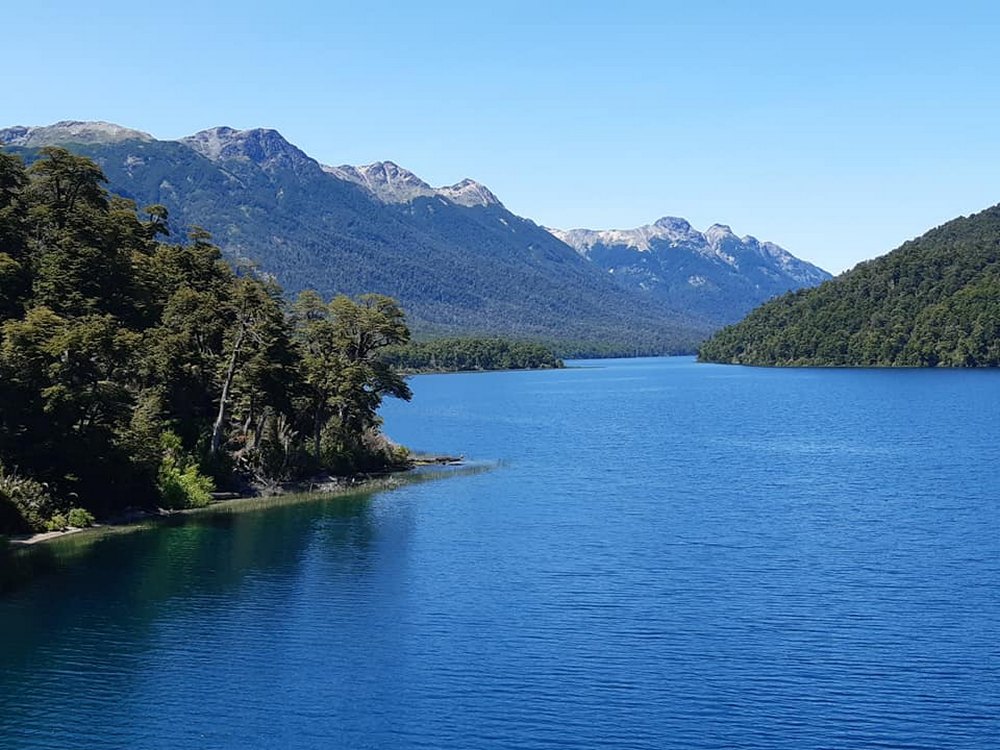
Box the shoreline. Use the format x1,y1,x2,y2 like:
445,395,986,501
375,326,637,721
5,456,472,549
398,365,562,376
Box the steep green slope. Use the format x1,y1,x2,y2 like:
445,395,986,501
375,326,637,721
698,204,1000,366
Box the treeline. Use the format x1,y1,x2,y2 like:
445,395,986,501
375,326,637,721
0,148,413,535
699,204,1000,367
550,340,697,359
381,337,563,372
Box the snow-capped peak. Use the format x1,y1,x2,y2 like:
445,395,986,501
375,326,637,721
550,216,704,253
653,216,694,233
181,126,240,160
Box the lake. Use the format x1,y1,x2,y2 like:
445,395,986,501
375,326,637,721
1,357,998,749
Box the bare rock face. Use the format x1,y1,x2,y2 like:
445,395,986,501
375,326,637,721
0,120,154,146
549,218,831,323
437,178,501,208
324,162,502,209
323,161,438,203
181,127,319,176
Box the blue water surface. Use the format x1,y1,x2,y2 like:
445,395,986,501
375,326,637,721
1,357,998,749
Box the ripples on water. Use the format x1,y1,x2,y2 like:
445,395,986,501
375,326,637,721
1,358,998,749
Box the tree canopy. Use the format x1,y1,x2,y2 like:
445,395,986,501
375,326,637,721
381,337,563,372
698,204,1000,367
0,149,413,535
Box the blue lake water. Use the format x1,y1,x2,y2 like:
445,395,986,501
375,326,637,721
1,357,998,749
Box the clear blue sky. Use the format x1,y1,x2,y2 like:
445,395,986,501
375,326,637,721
5,1,1000,272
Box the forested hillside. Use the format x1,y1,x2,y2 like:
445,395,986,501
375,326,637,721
0,149,414,535
1,123,711,355
698,204,1000,366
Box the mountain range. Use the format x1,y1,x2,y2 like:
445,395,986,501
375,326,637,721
0,120,830,354
550,218,830,324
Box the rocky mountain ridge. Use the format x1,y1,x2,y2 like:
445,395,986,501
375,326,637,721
1,121,711,354
550,217,831,323
0,121,831,348
324,161,501,208
0,120,153,146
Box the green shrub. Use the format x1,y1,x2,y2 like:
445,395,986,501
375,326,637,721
0,468,61,533
156,431,215,510
45,514,68,532
158,464,214,509
67,507,96,528
364,429,413,470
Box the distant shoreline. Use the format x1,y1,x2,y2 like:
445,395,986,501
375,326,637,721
399,364,563,376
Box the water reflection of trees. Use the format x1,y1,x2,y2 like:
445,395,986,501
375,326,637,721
0,492,377,666
0,464,492,743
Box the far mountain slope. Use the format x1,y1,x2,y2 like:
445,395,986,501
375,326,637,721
550,218,830,324
5,122,829,353
1,122,710,354
698,204,1000,366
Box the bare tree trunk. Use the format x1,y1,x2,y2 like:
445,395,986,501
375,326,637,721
313,407,323,467
210,323,247,456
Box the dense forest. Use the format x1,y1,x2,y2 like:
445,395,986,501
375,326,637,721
382,337,563,372
699,204,1000,367
0,148,414,536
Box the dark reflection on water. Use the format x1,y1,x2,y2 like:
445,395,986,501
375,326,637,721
1,358,999,749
